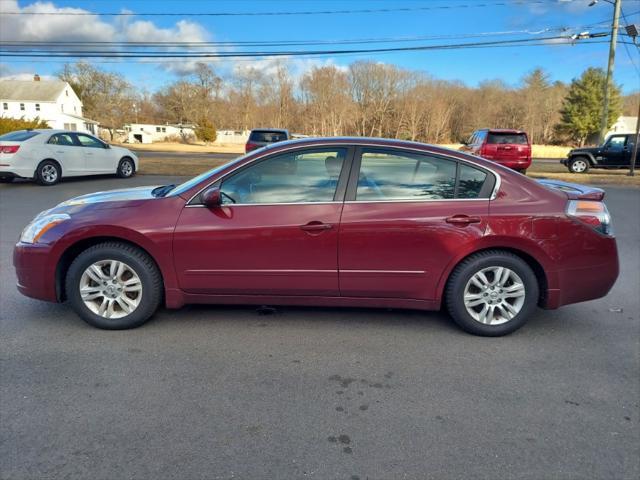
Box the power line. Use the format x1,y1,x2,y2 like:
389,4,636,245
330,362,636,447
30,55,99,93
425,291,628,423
0,40,620,65
0,34,613,59
619,8,640,77
0,0,558,16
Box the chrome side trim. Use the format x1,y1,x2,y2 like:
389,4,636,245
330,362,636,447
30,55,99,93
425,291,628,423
186,141,502,205
185,201,341,208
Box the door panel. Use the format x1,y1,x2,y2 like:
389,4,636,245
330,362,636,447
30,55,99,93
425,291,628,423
173,146,353,296
46,133,84,174
74,133,113,173
174,204,342,295
338,201,488,299
338,147,491,300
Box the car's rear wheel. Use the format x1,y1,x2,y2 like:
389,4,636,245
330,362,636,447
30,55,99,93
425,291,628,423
65,242,162,329
568,157,590,174
445,251,539,336
36,160,61,186
117,157,135,178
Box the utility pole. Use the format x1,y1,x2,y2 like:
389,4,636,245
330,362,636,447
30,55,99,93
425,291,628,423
598,0,622,144
629,102,639,176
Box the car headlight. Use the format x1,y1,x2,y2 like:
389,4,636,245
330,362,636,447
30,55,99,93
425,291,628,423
20,213,70,244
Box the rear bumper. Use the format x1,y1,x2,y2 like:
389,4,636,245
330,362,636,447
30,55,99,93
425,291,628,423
485,158,532,170
544,240,619,309
13,242,58,302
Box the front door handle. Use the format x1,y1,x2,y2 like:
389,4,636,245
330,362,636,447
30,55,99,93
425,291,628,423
446,215,481,225
300,221,333,233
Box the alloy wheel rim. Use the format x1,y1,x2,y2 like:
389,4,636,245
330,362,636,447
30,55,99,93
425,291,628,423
463,266,526,325
121,161,133,176
42,165,58,183
79,260,143,319
572,160,587,173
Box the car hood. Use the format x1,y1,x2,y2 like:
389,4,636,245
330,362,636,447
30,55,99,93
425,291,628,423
57,185,160,208
569,146,599,154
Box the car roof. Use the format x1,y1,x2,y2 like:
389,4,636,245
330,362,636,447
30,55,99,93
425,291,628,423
486,129,527,134
250,128,289,133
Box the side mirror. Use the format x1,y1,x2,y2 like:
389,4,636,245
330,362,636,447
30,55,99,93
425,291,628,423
201,187,222,208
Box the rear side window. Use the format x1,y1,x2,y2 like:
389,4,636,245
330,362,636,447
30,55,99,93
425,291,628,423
48,133,76,146
487,132,528,145
355,149,492,201
249,131,287,143
457,164,488,199
357,151,456,201
0,131,40,142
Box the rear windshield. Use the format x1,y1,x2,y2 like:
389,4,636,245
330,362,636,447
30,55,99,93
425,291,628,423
487,132,528,145
0,130,41,142
249,131,287,143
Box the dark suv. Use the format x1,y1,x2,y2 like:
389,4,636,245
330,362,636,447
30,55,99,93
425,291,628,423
563,133,639,173
245,129,289,153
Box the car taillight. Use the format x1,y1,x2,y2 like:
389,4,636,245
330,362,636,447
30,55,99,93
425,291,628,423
0,145,19,154
566,200,613,236
245,142,258,153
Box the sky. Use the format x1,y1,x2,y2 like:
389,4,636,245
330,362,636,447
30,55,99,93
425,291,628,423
0,0,639,93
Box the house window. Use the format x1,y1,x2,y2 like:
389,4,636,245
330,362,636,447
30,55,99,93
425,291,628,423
74,106,77,113
156,127,161,133
20,103,25,111
63,123,77,131
2,103,7,110
161,127,166,133
66,90,69,96
35,103,40,111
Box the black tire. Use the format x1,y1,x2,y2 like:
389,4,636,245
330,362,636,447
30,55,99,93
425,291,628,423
568,156,590,174
445,250,539,336
35,160,61,186
0,176,14,183
65,242,163,329
117,157,135,178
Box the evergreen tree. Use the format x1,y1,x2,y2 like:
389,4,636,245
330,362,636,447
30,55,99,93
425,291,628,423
557,68,622,145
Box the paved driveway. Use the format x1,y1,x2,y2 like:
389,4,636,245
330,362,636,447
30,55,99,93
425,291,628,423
1,176,638,480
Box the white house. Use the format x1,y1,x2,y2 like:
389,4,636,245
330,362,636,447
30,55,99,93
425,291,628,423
124,123,196,143
607,116,638,136
0,75,98,134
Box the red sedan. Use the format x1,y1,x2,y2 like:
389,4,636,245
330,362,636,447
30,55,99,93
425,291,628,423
13,138,618,336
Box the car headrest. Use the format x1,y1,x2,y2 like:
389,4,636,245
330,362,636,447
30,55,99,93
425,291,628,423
325,156,342,178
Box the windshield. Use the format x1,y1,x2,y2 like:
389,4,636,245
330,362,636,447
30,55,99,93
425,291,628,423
168,153,251,197
0,130,41,142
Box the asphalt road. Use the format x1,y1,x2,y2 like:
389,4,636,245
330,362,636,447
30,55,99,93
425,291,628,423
1,176,638,480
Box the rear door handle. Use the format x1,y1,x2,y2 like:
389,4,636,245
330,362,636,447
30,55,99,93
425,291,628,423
300,221,333,233
446,215,481,225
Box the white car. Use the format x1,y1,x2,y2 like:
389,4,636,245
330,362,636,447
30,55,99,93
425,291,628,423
0,129,139,186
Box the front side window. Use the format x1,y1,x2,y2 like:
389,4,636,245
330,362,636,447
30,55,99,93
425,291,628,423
75,134,105,148
357,150,456,201
220,148,347,204
48,133,76,146
606,136,626,150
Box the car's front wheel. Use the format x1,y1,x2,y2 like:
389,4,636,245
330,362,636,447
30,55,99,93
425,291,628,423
568,157,590,173
65,242,162,329
117,157,136,178
445,251,539,336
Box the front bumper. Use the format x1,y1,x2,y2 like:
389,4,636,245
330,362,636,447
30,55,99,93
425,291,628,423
13,242,58,302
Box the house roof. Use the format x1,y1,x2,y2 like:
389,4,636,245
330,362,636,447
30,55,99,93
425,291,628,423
0,79,68,102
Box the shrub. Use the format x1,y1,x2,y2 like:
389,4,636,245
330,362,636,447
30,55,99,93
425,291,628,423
0,117,50,136
194,119,217,144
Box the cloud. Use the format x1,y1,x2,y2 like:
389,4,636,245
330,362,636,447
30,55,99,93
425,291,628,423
0,0,211,73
